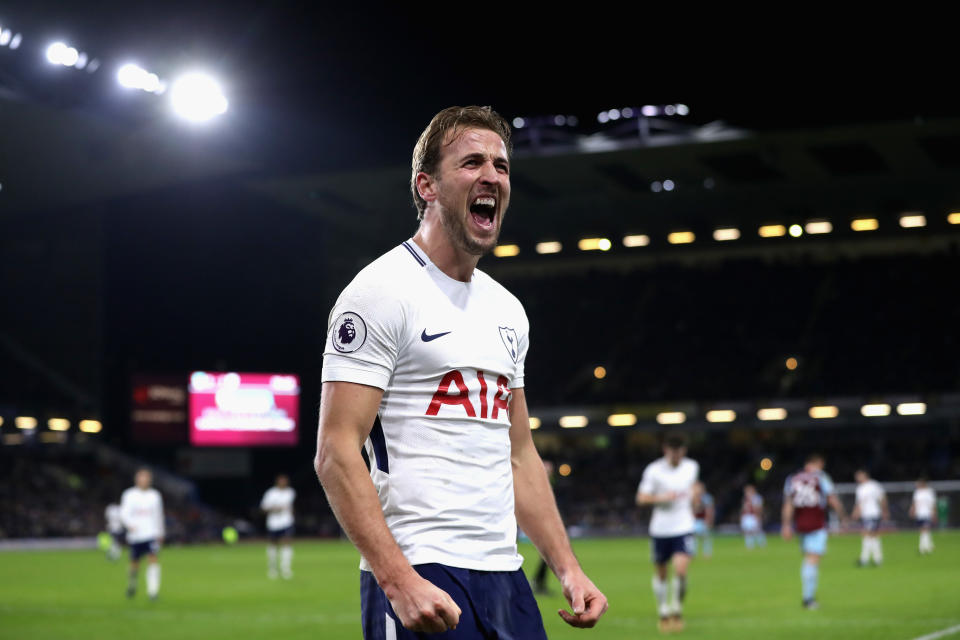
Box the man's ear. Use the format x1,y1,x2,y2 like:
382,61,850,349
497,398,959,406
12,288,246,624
416,171,437,204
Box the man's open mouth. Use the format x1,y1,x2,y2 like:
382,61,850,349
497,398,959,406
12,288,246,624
470,196,497,230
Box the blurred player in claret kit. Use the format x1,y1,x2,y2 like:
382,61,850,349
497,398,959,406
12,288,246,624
636,432,699,633
851,469,888,566
120,468,165,601
740,484,766,549
261,474,296,579
910,477,937,554
781,454,846,610
314,106,607,638
690,481,714,558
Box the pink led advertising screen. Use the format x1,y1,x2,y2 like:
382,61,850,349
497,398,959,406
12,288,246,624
189,371,299,446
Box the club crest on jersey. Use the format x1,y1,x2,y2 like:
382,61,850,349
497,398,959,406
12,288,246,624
498,326,519,363
332,311,367,353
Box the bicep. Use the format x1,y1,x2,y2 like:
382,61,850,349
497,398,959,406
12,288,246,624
317,381,384,453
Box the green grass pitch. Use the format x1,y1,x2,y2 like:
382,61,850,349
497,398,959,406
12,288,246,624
0,531,956,639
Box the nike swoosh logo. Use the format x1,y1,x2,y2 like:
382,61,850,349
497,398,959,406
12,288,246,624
421,330,452,342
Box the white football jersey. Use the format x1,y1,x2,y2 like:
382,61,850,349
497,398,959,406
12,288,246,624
322,239,528,572
120,487,164,544
105,503,123,533
855,479,885,519
638,457,699,537
261,486,296,531
913,487,936,519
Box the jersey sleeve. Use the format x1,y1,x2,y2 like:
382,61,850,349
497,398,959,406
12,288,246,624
819,473,835,496
321,276,406,391
260,490,272,511
638,464,657,496
155,492,165,539
783,475,793,498
510,310,530,389
119,490,134,529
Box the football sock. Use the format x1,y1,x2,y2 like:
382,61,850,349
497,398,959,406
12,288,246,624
267,546,278,574
146,564,160,598
702,536,712,557
860,538,870,563
670,575,687,614
801,561,818,602
128,567,138,592
872,538,883,563
652,575,669,617
280,545,293,576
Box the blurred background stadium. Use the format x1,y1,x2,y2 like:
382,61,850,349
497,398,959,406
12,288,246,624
0,4,957,638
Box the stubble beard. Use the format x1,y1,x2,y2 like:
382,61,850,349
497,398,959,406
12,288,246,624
438,201,498,257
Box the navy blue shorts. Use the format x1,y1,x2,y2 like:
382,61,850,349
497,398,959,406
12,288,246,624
651,534,694,565
862,518,881,532
130,540,159,561
268,525,294,541
917,518,932,528
360,564,547,639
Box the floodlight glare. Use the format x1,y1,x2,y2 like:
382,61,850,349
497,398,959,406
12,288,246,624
0,29,11,46
46,42,80,67
170,72,228,122
118,63,164,94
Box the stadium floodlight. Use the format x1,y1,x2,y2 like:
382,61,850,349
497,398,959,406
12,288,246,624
656,411,686,425
809,405,839,419
578,237,611,251
650,181,663,193
0,416,3,427
597,111,610,124
788,224,803,237
713,228,740,241
512,117,525,129
758,225,786,238
608,108,621,121
558,463,572,477
117,63,165,94
676,104,690,116
706,410,736,423
493,244,520,257
528,417,541,430
760,457,773,470
896,402,926,416
559,415,588,428
535,241,562,254
593,366,607,379
786,357,798,370
623,234,650,247
861,403,891,417
621,107,634,118
805,220,832,235
948,212,960,225
641,105,658,117
79,419,102,433
46,42,81,67
0,29,11,46
15,416,37,430
47,418,70,431
662,179,675,192
170,72,228,122
757,407,787,421
899,213,926,228
851,218,879,231
667,231,695,245
607,413,637,427
664,104,677,116
10,33,22,50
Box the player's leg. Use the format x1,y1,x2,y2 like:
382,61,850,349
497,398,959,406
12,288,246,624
668,542,692,631
650,538,672,631
800,530,827,609
145,546,161,601
127,557,140,598
919,521,934,553
266,532,279,578
702,528,713,558
279,528,294,579
858,530,870,566
872,532,883,565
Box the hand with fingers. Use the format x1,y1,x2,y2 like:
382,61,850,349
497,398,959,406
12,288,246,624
557,569,608,628
386,572,462,633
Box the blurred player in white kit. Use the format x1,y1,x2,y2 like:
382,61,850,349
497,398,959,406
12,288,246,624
260,474,296,579
851,469,888,566
910,477,937,554
636,432,699,633
104,502,124,561
120,468,165,600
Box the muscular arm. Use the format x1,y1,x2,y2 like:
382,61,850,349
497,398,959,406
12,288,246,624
781,499,794,539
828,493,847,523
509,388,607,628
314,381,460,633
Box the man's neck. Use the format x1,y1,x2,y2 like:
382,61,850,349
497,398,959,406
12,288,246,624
412,221,480,283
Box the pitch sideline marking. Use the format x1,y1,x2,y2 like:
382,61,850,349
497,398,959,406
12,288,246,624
911,623,960,640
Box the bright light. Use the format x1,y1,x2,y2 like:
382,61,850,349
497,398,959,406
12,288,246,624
46,42,81,67
512,117,525,129
789,224,803,237
118,63,164,94
667,231,695,245
558,463,572,477
676,104,690,116
608,108,621,121
607,413,637,427
805,220,832,234
706,410,736,423
623,234,650,247
0,30,11,46
621,107,634,118
493,244,520,257
650,181,663,193
897,402,926,416
553,115,566,126
851,218,879,231
656,411,686,425
9,33,22,50
758,225,786,238
900,214,926,228
786,357,798,370
713,228,740,241
535,241,562,254
0,416,3,427
559,415,588,428
664,104,677,116
597,111,610,124
948,212,960,225
641,105,657,117
663,179,675,191
47,418,70,431
528,417,541,430
79,420,103,433
760,457,773,471
809,405,839,419
15,416,37,430
861,403,891,417
578,237,612,251
757,407,787,421
593,366,607,379
170,72,228,122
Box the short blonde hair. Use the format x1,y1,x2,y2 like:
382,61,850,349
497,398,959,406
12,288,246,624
410,106,512,220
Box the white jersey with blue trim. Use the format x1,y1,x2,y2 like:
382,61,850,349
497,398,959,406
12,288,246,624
261,486,296,531
912,487,936,519
855,480,885,519
638,457,699,537
322,239,529,572
120,487,164,544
